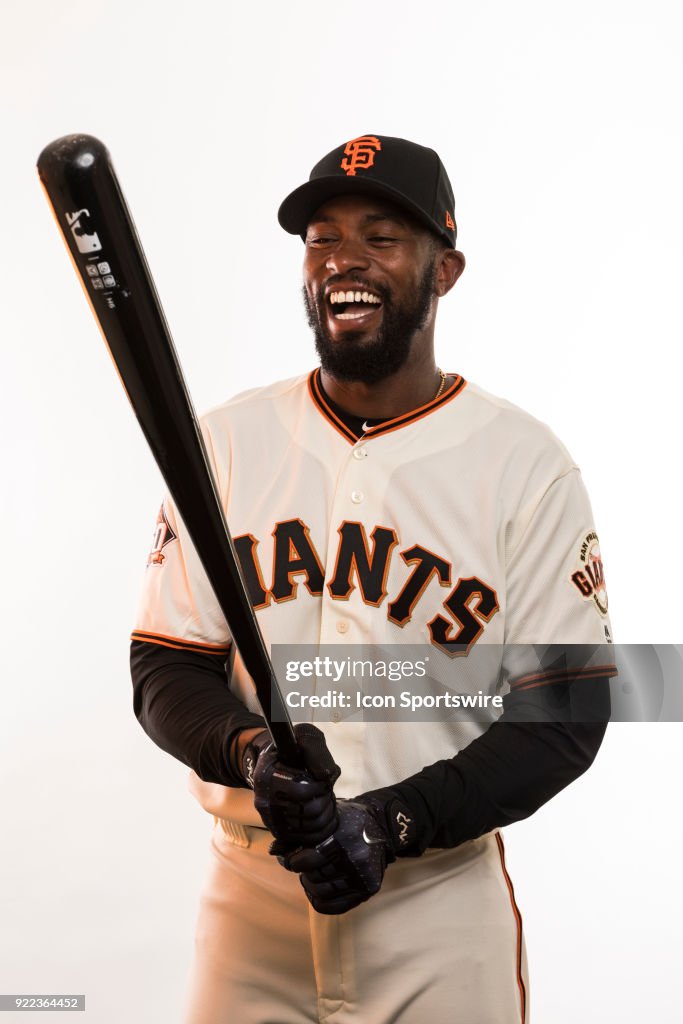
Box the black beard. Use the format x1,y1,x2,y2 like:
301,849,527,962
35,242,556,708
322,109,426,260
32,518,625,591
303,261,436,385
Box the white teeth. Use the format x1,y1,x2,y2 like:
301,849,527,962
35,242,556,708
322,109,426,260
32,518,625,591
329,290,381,305
337,310,370,320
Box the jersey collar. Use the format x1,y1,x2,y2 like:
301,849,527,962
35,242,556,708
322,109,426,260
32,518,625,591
307,368,467,445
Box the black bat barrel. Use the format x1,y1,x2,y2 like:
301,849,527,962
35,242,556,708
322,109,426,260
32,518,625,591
37,134,301,766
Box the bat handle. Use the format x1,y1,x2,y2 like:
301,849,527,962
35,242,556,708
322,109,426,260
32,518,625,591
269,722,304,768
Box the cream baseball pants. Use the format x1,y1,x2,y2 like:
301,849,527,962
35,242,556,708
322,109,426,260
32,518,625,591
182,819,529,1024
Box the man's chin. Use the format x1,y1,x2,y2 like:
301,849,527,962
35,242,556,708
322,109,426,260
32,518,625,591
315,320,382,355
310,303,415,385
324,328,376,347
315,338,399,385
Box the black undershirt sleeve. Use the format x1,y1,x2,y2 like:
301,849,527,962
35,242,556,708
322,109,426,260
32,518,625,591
369,674,611,853
130,639,266,788
132,638,610,848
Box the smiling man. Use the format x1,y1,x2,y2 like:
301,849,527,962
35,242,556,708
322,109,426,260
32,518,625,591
131,134,615,1023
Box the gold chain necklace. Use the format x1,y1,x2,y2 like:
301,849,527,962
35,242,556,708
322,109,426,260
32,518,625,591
434,369,448,400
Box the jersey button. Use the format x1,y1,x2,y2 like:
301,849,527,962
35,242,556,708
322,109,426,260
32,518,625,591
353,446,368,460
351,490,363,503
336,620,349,634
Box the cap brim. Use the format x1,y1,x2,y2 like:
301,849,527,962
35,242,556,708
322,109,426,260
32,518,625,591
278,175,450,243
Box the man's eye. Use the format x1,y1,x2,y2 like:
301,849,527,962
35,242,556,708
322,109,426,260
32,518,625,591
307,236,335,246
369,236,397,244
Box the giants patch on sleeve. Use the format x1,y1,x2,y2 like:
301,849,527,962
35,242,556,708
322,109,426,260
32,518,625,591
570,531,608,615
147,504,177,567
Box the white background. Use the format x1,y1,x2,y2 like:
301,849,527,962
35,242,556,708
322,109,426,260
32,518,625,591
1,1,681,1021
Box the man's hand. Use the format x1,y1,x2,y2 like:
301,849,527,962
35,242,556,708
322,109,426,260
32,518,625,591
241,724,341,847
276,793,418,915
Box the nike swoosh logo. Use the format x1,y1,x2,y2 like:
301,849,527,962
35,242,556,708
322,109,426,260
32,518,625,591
362,829,384,845
362,421,370,432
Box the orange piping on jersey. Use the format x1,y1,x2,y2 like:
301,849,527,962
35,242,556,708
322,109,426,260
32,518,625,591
495,832,527,1023
307,369,467,444
307,370,358,443
131,629,232,655
365,374,467,439
510,663,618,691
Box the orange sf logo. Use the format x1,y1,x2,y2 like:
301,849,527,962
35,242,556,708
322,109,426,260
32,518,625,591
341,136,382,176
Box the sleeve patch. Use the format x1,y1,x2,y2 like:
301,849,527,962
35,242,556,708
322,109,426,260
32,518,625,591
147,503,178,567
570,531,609,616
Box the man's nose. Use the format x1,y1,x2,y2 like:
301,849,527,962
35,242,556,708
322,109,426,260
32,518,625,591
325,238,370,275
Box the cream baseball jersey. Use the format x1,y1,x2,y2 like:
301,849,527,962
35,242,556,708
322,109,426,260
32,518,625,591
133,370,615,827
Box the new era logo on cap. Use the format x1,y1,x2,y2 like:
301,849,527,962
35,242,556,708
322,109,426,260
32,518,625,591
278,133,458,248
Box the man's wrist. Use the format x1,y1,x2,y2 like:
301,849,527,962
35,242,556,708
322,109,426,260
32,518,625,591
230,727,270,783
356,789,421,858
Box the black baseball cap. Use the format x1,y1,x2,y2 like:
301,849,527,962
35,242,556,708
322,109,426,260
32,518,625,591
278,134,457,247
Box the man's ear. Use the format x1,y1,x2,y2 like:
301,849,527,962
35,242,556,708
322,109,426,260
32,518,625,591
435,249,466,297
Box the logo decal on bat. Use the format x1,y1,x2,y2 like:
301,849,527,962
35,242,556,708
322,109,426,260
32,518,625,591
65,208,102,253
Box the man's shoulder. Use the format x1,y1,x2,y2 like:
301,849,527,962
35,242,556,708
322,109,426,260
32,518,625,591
459,379,577,474
200,372,310,430
465,380,571,444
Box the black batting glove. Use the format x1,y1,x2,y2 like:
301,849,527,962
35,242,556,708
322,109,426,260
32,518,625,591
276,792,418,915
242,723,341,848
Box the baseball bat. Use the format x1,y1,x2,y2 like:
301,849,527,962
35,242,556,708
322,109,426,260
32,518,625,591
37,133,302,767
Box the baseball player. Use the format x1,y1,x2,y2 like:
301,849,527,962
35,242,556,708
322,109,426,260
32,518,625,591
131,134,616,1023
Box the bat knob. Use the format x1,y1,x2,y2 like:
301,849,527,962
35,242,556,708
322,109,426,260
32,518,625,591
37,134,110,183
